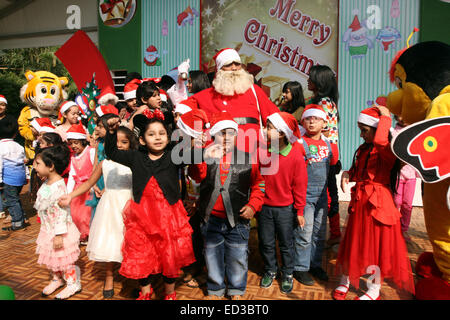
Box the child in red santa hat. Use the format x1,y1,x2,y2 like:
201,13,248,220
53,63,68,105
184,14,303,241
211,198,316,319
334,105,415,300
293,104,339,287
189,110,265,300
66,122,96,244
258,111,308,294
55,101,88,142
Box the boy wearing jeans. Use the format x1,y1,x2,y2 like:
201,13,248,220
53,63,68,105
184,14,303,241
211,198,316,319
258,112,308,294
293,105,339,286
189,111,265,300
0,115,27,231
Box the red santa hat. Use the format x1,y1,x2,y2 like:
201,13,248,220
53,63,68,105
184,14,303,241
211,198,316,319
267,112,302,144
57,101,85,124
209,110,239,136
177,109,210,138
358,106,382,128
98,85,119,106
159,89,168,102
213,48,242,71
30,117,56,133
95,104,119,117
123,79,141,101
0,95,7,104
301,104,327,121
66,122,87,140
174,99,197,115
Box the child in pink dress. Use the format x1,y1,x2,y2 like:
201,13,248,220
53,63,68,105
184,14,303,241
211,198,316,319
66,122,95,243
33,145,82,299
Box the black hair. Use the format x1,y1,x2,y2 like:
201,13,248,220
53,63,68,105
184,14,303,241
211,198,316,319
97,113,120,129
40,132,64,147
282,81,305,113
125,72,142,85
0,115,18,139
115,101,128,111
188,70,211,93
159,75,176,92
207,71,215,85
67,138,89,147
37,145,71,175
309,65,339,104
117,126,138,151
136,81,160,107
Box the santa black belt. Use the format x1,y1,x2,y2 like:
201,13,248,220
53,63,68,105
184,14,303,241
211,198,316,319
233,117,259,126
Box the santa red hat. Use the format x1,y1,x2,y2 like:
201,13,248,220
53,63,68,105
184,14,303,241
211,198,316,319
30,118,55,133
96,104,119,117
174,99,197,115
213,48,242,71
358,107,382,128
0,95,7,104
159,89,168,102
177,109,210,138
123,79,141,101
267,112,302,144
209,110,239,136
98,86,119,106
301,104,327,121
66,122,87,140
58,101,85,124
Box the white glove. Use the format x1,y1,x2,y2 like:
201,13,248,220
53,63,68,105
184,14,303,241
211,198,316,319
178,58,190,74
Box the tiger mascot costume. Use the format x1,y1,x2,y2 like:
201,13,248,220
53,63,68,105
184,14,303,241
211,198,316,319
18,70,69,160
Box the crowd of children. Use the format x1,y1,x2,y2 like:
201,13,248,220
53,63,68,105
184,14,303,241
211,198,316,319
0,56,418,301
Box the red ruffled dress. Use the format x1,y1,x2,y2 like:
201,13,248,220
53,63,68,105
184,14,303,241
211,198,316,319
119,177,195,280
336,115,415,294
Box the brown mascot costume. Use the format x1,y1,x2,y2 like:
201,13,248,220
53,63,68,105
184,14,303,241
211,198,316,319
387,40,450,300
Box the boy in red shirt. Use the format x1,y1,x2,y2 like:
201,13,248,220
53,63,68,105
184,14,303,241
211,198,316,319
294,105,339,286
258,112,308,294
189,111,265,300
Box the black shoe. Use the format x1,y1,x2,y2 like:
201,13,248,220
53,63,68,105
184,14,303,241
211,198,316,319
309,267,329,281
103,289,114,299
280,274,294,294
260,271,277,288
2,224,26,231
293,271,315,286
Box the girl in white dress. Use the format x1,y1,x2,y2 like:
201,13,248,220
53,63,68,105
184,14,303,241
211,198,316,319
59,126,137,298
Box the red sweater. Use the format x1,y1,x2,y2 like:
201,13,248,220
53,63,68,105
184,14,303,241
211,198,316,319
189,152,265,218
261,142,308,216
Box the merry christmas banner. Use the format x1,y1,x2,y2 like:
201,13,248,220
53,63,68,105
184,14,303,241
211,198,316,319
201,0,338,101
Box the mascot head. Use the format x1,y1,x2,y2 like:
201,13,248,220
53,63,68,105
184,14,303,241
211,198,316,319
20,70,69,116
387,39,450,125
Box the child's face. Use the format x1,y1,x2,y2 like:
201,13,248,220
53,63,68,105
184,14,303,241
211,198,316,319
358,123,376,144
214,128,237,154
174,112,182,126
140,122,168,153
94,121,107,138
282,88,292,103
265,121,285,144
33,155,51,179
302,116,325,135
38,136,50,149
0,102,6,115
68,139,86,155
116,131,130,151
186,77,193,93
142,91,162,109
65,106,80,125
126,98,138,111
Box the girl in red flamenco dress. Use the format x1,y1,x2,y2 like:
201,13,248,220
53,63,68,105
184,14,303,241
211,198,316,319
104,112,195,300
334,105,415,300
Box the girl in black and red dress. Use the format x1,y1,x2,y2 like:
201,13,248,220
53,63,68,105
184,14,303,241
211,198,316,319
104,112,195,300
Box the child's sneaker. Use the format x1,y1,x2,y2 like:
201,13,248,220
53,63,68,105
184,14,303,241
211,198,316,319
280,274,294,294
260,271,276,288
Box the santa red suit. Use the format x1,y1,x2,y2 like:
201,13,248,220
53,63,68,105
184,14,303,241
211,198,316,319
189,48,278,153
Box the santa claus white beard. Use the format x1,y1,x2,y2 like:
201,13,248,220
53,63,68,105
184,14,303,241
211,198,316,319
213,69,254,96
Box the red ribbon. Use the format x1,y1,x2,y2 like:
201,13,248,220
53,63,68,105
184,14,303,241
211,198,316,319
143,108,165,120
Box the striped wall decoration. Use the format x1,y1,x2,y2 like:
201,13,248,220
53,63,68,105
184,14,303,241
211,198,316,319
141,0,201,78
338,0,420,170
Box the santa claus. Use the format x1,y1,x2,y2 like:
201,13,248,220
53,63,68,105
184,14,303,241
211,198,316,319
189,48,279,154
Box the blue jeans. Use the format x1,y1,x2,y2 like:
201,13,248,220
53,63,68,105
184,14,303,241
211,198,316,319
3,184,25,228
293,193,328,271
258,204,295,275
201,215,250,296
